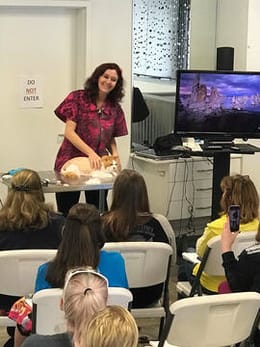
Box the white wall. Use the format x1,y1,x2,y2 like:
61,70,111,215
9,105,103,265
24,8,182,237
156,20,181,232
215,0,260,69
189,0,218,69
247,0,260,70
216,0,249,70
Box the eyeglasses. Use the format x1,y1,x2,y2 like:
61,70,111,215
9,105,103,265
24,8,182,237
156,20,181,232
63,267,109,293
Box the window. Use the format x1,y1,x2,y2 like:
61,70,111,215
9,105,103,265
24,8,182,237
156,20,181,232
133,0,190,79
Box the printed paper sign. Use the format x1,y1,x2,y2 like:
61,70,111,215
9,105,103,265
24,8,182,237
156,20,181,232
20,76,43,108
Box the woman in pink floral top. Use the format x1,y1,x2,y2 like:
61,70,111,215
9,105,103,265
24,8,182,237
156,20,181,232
54,62,128,215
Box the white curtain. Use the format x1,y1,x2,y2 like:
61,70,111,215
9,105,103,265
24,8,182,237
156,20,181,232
133,0,190,79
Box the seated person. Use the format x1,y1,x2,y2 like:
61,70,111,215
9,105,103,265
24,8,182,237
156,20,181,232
220,219,260,346
21,268,108,347
220,219,260,293
84,305,139,347
102,169,175,307
11,203,127,347
192,174,259,294
35,203,128,291
0,169,64,347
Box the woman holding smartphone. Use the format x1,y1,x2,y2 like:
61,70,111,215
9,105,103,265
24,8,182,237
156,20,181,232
192,174,259,294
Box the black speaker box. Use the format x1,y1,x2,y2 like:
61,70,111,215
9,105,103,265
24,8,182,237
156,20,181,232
216,46,234,71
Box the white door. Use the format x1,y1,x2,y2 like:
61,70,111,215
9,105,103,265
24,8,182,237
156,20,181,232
0,3,89,203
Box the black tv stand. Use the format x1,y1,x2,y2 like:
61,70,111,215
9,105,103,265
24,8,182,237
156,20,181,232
211,151,230,219
192,138,260,219
203,138,235,219
199,144,260,220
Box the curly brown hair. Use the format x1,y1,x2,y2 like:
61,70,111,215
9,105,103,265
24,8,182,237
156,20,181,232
84,62,124,104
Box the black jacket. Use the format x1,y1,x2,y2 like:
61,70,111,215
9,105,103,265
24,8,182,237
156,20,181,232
222,242,260,292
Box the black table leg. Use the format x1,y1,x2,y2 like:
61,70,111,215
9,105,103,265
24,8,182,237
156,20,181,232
211,152,230,220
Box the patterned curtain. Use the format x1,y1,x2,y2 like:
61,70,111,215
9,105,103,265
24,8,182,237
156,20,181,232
133,0,190,79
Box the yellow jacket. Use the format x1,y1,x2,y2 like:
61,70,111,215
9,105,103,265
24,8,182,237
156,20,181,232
192,214,259,292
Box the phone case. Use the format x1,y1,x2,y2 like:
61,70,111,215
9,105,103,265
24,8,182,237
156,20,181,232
229,205,240,232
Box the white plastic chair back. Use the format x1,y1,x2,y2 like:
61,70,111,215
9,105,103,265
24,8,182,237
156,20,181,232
103,242,173,288
103,242,173,337
32,287,133,335
205,231,257,276
107,287,133,309
0,249,57,296
32,288,65,335
176,231,257,297
0,249,57,327
152,213,177,264
158,292,260,347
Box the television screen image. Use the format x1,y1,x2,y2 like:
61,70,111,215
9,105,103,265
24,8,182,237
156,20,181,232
174,70,260,140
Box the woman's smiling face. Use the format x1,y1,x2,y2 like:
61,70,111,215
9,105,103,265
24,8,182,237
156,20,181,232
98,69,118,95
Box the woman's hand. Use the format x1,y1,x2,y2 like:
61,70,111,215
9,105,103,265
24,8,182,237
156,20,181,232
221,218,239,253
65,121,101,169
88,151,102,170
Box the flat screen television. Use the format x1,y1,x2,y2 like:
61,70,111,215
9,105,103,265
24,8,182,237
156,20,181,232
174,70,260,143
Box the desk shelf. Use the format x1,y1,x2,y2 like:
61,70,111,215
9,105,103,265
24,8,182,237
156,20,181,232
130,154,242,221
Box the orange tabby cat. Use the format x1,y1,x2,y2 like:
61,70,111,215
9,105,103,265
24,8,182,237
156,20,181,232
60,155,118,180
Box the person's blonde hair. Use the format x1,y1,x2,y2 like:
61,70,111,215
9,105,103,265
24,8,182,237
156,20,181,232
0,169,51,230
63,268,108,344
85,305,139,347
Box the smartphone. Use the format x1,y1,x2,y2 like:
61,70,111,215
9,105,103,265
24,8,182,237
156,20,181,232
228,205,240,232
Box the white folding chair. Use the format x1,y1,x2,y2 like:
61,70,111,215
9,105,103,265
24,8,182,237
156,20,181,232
176,231,257,297
107,286,133,309
0,249,57,327
32,288,65,335
32,287,133,335
149,292,260,347
152,214,176,263
103,242,174,337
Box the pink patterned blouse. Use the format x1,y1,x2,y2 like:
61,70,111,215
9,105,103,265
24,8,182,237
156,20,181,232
54,90,128,171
